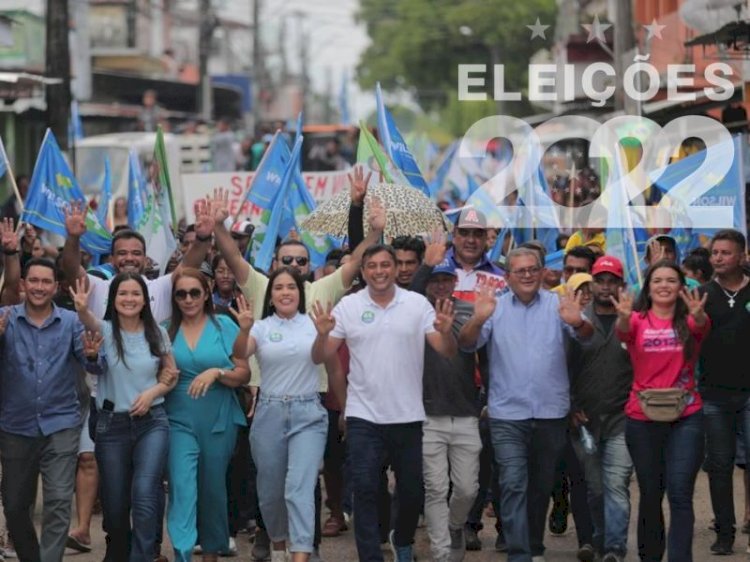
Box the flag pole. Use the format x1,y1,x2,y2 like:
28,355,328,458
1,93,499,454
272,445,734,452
233,130,281,222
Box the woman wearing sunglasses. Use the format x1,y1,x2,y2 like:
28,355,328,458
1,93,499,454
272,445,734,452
70,272,178,562
164,268,250,562
233,267,327,562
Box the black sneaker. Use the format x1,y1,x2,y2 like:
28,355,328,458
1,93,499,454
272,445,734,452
577,544,596,561
710,537,734,556
465,527,481,551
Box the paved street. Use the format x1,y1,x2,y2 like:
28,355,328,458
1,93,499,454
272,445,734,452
52,469,749,561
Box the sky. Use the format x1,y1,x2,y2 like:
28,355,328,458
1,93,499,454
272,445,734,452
220,0,375,121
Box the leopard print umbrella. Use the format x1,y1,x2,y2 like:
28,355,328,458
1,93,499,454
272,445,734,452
300,182,452,239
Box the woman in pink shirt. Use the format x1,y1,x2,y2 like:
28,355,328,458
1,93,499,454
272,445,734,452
613,260,710,562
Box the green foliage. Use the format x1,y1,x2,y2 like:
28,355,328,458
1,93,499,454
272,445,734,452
356,0,557,114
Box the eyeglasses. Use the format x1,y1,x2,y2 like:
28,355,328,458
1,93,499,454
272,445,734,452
510,266,542,277
174,288,204,301
456,228,486,239
564,266,589,275
280,256,309,266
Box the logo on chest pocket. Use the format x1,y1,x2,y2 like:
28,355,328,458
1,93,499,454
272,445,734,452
269,332,283,342
361,311,375,324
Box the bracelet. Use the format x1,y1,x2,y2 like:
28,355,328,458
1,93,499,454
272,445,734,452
3,249,18,256
196,233,212,242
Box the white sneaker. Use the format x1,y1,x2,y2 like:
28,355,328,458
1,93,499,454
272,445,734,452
193,544,203,554
221,536,238,557
270,550,288,562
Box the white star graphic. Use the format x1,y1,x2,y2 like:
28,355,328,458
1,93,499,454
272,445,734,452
526,17,550,40
582,15,612,43
643,18,666,40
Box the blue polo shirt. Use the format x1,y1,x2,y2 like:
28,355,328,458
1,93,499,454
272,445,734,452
471,290,587,420
0,304,96,437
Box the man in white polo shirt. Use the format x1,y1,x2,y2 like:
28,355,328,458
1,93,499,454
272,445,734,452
311,244,457,562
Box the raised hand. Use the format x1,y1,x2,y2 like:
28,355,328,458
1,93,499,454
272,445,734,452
367,195,386,233
64,201,89,237
0,309,10,337
474,283,497,322
559,287,584,327
347,165,372,206
22,223,37,245
193,198,214,240
230,295,255,332
609,287,633,319
81,330,103,358
69,276,92,313
433,298,455,334
311,300,336,336
680,287,708,321
423,229,448,267
648,239,665,263
209,187,230,225
0,218,18,253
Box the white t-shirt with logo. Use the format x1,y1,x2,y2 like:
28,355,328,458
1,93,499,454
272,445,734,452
88,273,173,323
330,287,436,424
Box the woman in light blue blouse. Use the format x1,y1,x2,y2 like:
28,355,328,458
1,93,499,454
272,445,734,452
164,268,249,562
234,267,327,562
71,272,178,562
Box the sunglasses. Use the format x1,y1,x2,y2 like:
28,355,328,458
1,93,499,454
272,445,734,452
280,256,309,266
174,288,204,301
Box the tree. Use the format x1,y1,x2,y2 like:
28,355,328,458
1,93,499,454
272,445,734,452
356,0,557,116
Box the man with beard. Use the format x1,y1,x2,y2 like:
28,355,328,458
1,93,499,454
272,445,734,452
568,256,634,562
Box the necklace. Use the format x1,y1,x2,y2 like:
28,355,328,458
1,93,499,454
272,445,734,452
716,275,748,308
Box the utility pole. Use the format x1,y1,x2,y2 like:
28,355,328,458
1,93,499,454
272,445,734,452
198,0,218,121
613,0,636,112
251,0,262,130
294,11,308,119
45,0,71,149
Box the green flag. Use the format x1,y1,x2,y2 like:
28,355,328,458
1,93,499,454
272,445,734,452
153,126,177,233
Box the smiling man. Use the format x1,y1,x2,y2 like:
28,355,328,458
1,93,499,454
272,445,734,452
0,258,104,562
312,244,457,562
448,209,506,301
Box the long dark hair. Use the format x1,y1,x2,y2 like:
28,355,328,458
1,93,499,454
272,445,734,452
167,268,217,341
633,260,695,361
103,272,166,367
261,267,306,319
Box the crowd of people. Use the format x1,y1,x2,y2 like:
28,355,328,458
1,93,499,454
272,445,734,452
0,166,747,562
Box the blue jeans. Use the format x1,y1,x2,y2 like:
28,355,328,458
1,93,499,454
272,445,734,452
489,418,567,562
95,406,170,562
626,411,704,562
347,417,423,562
572,427,632,556
250,394,327,553
703,393,750,540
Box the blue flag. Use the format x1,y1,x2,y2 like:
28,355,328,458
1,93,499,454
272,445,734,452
22,130,111,255
96,158,112,230
127,149,147,229
254,139,299,272
648,136,746,243
293,112,303,146
376,83,430,196
429,142,457,197
246,132,291,210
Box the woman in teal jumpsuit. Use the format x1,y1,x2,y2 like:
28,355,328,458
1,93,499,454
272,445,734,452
165,268,250,561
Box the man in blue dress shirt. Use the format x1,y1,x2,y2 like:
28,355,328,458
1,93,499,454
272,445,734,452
459,247,593,562
0,257,102,562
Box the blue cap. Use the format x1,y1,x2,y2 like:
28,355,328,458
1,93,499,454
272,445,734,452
430,259,457,278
